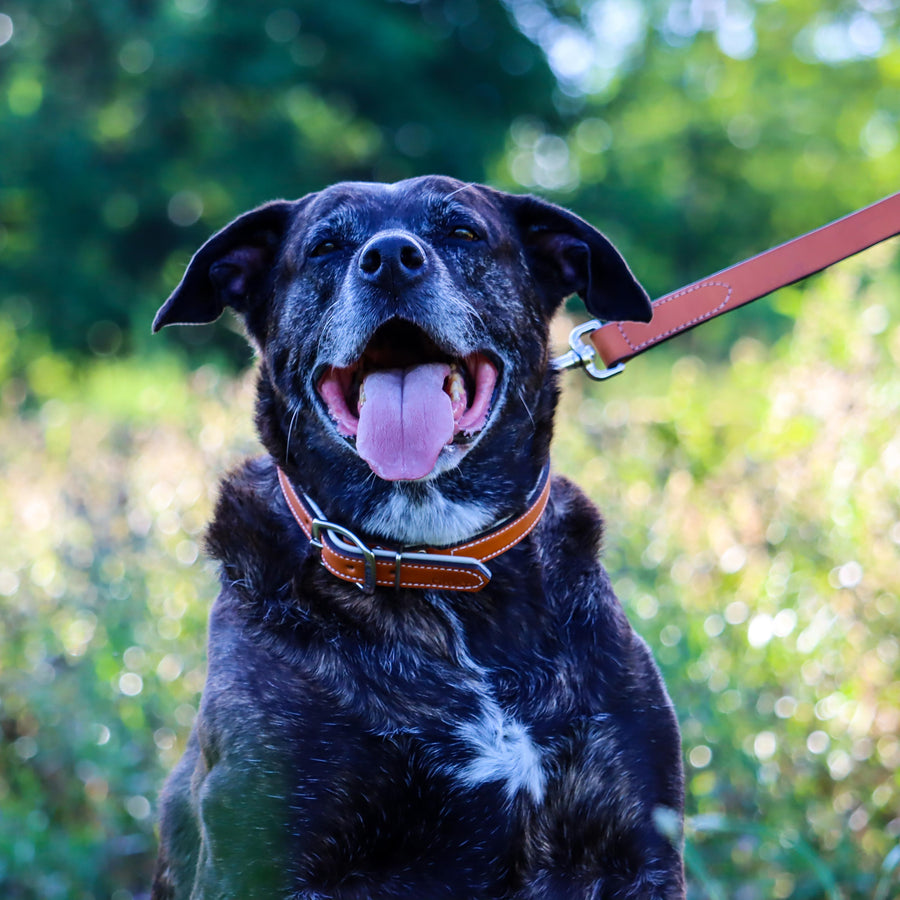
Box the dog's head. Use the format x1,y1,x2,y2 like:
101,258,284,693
155,176,649,544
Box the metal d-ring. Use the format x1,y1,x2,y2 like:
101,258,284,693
551,319,626,381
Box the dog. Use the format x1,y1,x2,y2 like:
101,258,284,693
150,176,685,899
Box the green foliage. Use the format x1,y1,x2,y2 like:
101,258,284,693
0,350,258,898
0,0,557,358
495,0,900,352
2,243,899,897
2,0,898,361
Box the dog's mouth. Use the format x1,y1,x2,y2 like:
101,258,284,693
316,321,500,481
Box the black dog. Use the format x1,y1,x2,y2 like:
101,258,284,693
150,176,685,899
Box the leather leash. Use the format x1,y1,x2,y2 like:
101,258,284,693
277,465,551,593
554,190,900,379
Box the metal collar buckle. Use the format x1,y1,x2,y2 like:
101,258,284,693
552,319,626,381
310,517,378,593
307,498,492,594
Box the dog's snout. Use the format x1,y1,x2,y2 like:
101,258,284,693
358,232,427,289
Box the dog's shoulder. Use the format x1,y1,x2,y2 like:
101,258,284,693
206,455,282,560
539,473,606,572
204,456,306,610
536,475,652,674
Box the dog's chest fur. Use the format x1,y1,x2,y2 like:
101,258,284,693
189,457,652,894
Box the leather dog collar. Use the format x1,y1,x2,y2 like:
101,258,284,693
276,465,551,593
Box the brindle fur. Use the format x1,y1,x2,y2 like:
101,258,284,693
151,176,685,899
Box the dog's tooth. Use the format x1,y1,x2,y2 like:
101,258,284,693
446,364,465,403
357,380,367,413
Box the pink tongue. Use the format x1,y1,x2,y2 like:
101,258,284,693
357,363,454,481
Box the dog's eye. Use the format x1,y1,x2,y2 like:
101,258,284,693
309,239,340,258
450,226,480,242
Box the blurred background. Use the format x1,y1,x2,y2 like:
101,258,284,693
0,0,898,897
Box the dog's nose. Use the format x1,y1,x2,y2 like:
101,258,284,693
358,232,427,289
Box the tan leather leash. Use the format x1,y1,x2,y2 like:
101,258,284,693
277,465,551,593
554,190,900,380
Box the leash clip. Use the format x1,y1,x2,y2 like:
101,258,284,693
552,319,626,381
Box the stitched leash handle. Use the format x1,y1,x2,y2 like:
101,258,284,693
556,191,900,377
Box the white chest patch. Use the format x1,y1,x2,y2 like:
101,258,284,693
456,700,546,803
360,487,494,546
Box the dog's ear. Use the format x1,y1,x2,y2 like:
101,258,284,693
507,194,652,323
152,200,294,332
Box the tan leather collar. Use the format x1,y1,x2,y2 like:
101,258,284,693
276,465,550,593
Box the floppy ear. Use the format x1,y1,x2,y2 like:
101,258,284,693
152,200,293,332
508,194,652,323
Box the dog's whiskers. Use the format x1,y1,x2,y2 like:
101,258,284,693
444,182,476,200
285,403,301,463
517,385,536,428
